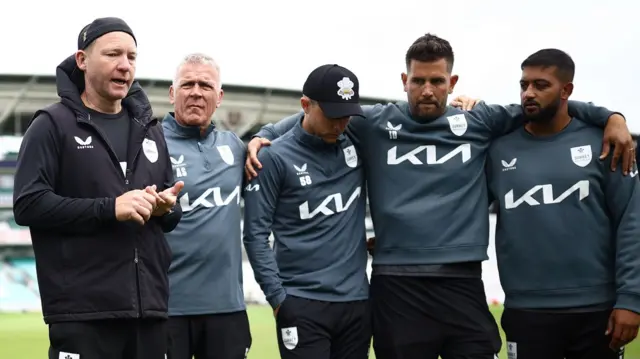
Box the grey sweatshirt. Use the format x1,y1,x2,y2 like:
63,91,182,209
255,101,617,277
243,116,369,309
162,113,246,315
487,119,640,313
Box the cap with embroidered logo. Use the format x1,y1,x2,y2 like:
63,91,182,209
302,64,365,119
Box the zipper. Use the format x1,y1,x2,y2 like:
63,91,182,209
198,142,211,170
80,112,153,319
134,248,142,318
129,117,151,319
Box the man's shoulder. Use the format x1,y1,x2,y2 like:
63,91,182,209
488,127,523,153
571,118,604,136
31,102,74,126
269,131,297,149
215,129,246,151
363,101,406,119
260,132,298,164
564,120,604,152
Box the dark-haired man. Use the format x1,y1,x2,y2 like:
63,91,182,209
244,34,634,359
487,48,640,359
12,17,182,359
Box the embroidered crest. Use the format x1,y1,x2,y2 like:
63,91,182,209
217,145,234,165
337,77,355,100
570,145,592,167
142,138,158,163
343,145,357,168
447,114,468,136
281,327,298,350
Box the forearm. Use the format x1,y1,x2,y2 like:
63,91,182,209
254,112,303,141
13,190,116,232
567,100,622,128
243,233,286,309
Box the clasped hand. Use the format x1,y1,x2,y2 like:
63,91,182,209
115,182,184,225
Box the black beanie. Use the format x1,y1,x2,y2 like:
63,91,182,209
77,17,137,50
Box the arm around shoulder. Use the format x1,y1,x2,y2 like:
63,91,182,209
12,114,116,232
468,101,524,138
567,100,625,128
254,112,303,141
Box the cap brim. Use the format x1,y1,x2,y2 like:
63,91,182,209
318,101,366,119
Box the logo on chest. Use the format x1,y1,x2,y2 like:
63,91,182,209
74,136,93,149
294,163,312,187
343,145,358,168
217,145,234,165
171,155,187,178
447,114,468,136
570,145,592,167
142,138,158,163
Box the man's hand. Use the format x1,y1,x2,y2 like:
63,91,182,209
606,309,640,350
367,237,375,256
601,114,635,175
147,182,185,217
115,189,159,225
273,303,281,318
245,137,271,180
450,95,480,110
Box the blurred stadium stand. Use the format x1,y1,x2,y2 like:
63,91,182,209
0,74,391,312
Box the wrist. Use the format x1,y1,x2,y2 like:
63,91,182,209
608,113,626,124
152,207,171,217
102,197,117,222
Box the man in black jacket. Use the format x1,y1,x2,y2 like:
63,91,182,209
12,17,183,359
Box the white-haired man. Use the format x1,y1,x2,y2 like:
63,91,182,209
162,53,252,359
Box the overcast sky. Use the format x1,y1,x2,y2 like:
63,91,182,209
1,0,637,131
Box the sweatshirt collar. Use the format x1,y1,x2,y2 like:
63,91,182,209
291,113,345,150
163,112,215,139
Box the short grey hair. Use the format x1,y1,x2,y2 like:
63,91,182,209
173,53,222,89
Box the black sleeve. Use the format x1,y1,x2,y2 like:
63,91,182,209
159,202,182,233
12,114,117,232
156,128,183,233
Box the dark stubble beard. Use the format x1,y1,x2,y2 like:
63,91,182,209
522,96,561,124
409,99,446,123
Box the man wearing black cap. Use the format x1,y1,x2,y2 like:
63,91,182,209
12,17,183,359
243,64,371,359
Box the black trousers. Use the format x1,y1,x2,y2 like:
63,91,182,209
48,319,167,359
501,307,625,359
167,310,252,359
371,275,502,359
275,295,371,359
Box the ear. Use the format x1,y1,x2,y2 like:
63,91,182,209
561,82,574,100
448,74,460,94
169,85,175,105
75,50,88,71
216,89,224,108
300,97,311,114
401,73,408,93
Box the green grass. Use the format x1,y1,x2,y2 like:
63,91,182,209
1,305,639,358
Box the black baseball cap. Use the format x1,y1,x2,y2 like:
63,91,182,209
302,64,365,119
78,17,137,50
